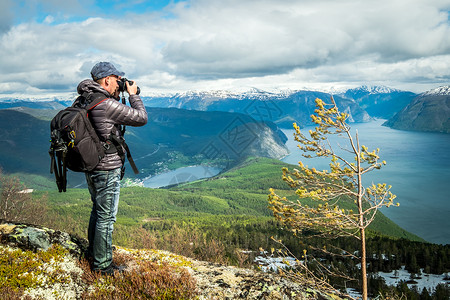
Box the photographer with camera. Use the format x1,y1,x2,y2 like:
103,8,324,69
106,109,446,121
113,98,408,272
76,61,147,275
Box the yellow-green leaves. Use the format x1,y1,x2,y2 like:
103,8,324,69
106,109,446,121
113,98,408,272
268,96,397,240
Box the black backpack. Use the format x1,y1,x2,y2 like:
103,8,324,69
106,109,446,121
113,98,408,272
49,93,138,192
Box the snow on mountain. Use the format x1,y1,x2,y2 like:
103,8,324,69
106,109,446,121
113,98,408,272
0,93,76,103
169,85,411,102
169,87,352,101
1,85,417,104
421,85,450,96
240,88,278,99
346,85,402,94
171,88,295,100
173,90,237,99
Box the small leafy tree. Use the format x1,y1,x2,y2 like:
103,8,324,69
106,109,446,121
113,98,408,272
0,170,48,225
268,97,398,300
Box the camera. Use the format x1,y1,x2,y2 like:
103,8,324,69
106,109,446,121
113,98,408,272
117,78,140,95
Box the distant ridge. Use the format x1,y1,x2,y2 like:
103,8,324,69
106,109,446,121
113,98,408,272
384,85,450,133
340,86,417,119
421,85,450,96
0,85,419,127
144,88,375,127
347,85,402,94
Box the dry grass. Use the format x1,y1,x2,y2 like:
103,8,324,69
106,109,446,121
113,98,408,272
115,224,229,265
79,250,198,300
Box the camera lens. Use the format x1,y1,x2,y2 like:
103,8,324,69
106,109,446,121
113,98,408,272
117,78,140,95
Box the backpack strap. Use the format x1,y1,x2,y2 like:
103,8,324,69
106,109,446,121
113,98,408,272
85,92,108,110
109,134,139,175
72,92,108,109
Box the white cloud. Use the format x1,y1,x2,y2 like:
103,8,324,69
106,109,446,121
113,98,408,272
161,0,450,75
0,0,449,96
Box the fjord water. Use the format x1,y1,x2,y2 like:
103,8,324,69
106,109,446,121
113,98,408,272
282,119,450,245
143,166,222,188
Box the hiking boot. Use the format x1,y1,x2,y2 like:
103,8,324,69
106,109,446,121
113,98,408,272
98,263,126,276
82,250,93,262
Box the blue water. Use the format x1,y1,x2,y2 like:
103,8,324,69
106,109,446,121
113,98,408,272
143,165,222,188
282,120,450,245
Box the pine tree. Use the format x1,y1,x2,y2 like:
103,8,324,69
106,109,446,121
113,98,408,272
269,97,398,300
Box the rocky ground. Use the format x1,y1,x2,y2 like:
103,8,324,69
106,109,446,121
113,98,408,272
0,222,346,299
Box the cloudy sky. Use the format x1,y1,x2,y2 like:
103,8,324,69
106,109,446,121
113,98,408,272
1,0,449,97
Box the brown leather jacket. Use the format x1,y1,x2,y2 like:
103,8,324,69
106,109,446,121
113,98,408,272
76,79,148,170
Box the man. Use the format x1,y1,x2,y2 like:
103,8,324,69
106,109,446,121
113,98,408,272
77,62,147,275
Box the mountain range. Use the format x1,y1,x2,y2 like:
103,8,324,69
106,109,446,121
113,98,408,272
1,85,422,131
342,85,417,119
383,86,450,133
141,85,418,128
143,85,450,134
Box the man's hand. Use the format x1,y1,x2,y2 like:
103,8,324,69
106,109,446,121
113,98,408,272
126,80,138,95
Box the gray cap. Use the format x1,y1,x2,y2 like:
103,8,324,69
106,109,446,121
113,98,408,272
90,62,125,81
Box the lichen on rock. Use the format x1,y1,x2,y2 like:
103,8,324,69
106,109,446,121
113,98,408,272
0,222,87,256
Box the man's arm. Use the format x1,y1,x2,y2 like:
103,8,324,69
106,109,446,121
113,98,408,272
101,96,148,127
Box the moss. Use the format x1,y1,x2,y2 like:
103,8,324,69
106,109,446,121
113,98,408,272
0,244,70,293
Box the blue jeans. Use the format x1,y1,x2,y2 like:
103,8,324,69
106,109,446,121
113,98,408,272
85,167,121,270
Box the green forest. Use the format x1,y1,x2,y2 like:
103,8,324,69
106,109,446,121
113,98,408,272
22,157,449,299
